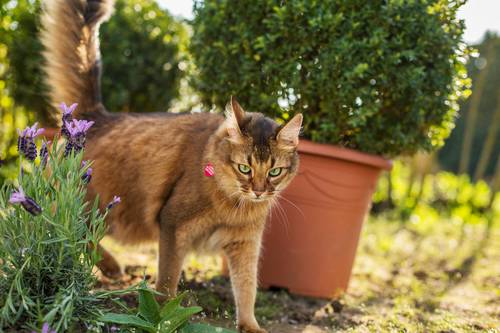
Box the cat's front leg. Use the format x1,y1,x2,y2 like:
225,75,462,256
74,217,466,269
224,239,267,333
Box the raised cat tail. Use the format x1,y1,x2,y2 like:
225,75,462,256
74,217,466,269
40,0,114,119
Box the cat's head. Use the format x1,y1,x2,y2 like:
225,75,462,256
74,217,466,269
213,97,302,203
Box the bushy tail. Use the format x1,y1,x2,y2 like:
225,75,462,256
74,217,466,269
40,0,114,120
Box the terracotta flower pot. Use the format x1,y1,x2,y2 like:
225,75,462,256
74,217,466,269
259,139,392,298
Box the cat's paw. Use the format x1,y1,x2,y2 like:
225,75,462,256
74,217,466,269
238,323,268,333
98,259,123,279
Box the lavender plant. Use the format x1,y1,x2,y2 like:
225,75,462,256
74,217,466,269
0,113,109,331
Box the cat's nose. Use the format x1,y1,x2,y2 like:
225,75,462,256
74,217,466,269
253,190,264,198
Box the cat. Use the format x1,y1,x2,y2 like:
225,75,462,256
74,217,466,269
40,1,302,332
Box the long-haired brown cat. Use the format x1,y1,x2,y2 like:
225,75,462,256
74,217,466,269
41,1,302,332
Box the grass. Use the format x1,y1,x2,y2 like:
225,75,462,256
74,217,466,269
341,216,498,332
99,214,499,332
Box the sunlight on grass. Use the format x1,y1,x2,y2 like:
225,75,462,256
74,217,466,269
347,216,499,332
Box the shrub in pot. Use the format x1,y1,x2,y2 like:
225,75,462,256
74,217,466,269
191,0,470,297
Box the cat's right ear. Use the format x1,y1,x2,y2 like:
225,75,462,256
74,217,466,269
277,113,303,149
224,96,245,144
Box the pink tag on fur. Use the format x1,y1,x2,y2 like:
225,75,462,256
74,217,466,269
204,163,215,177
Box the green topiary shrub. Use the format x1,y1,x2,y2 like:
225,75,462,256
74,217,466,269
191,0,470,156
100,0,188,113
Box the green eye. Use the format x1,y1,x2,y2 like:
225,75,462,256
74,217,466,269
238,164,251,174
269,168,282,177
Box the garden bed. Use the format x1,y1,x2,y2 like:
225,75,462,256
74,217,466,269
96,217,499,332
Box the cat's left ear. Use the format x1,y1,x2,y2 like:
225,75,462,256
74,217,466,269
224,96,245,143
277,114,303,149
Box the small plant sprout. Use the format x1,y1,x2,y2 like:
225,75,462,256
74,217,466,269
100,281,235,333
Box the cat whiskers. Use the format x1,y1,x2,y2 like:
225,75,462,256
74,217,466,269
224,189,246,220
275,193,306,222
237,196,247,210
269,196,290,237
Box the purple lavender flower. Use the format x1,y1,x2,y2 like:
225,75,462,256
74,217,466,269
60,102,78,139
9,186,42,216
65,119,94,137
81,161,92,184
17,123,45,161
31,322,56,333
64,119,94,156
40,140,50,168
42,322,56,333
106,196,121,210
17,127,29,154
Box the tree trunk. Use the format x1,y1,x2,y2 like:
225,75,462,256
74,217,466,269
459,41,494,174
474,88,500,181
487,155,500,210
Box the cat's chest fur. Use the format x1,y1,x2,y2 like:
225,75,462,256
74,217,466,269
175,201,270,253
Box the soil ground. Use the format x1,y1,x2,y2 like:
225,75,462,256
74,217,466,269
96,216,500,332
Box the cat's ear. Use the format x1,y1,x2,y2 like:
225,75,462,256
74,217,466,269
277,114,303,149
224,96,245,143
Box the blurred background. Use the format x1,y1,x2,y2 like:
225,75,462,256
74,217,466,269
0,0,500,226
0,0,498,331
1,0,499,195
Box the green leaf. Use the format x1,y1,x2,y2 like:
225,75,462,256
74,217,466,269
138,285,161,324
158,306,203,333
179,323,237,333
100,313,156,333
159,291,188,318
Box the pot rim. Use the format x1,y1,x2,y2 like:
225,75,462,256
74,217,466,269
298,139,392,171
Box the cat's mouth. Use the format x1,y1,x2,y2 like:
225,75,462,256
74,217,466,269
239,189,274,202
249,195,268,202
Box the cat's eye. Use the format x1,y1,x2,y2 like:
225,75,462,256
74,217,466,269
268,168,282,177
238,164,251,174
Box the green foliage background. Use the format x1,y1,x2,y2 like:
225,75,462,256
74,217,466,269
0,0,36,184
0,0,48,121
0,0,187,121
191,0,470,156
439,34,500,178
0,0,187,184
373,160,499,225
100,0,188,113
